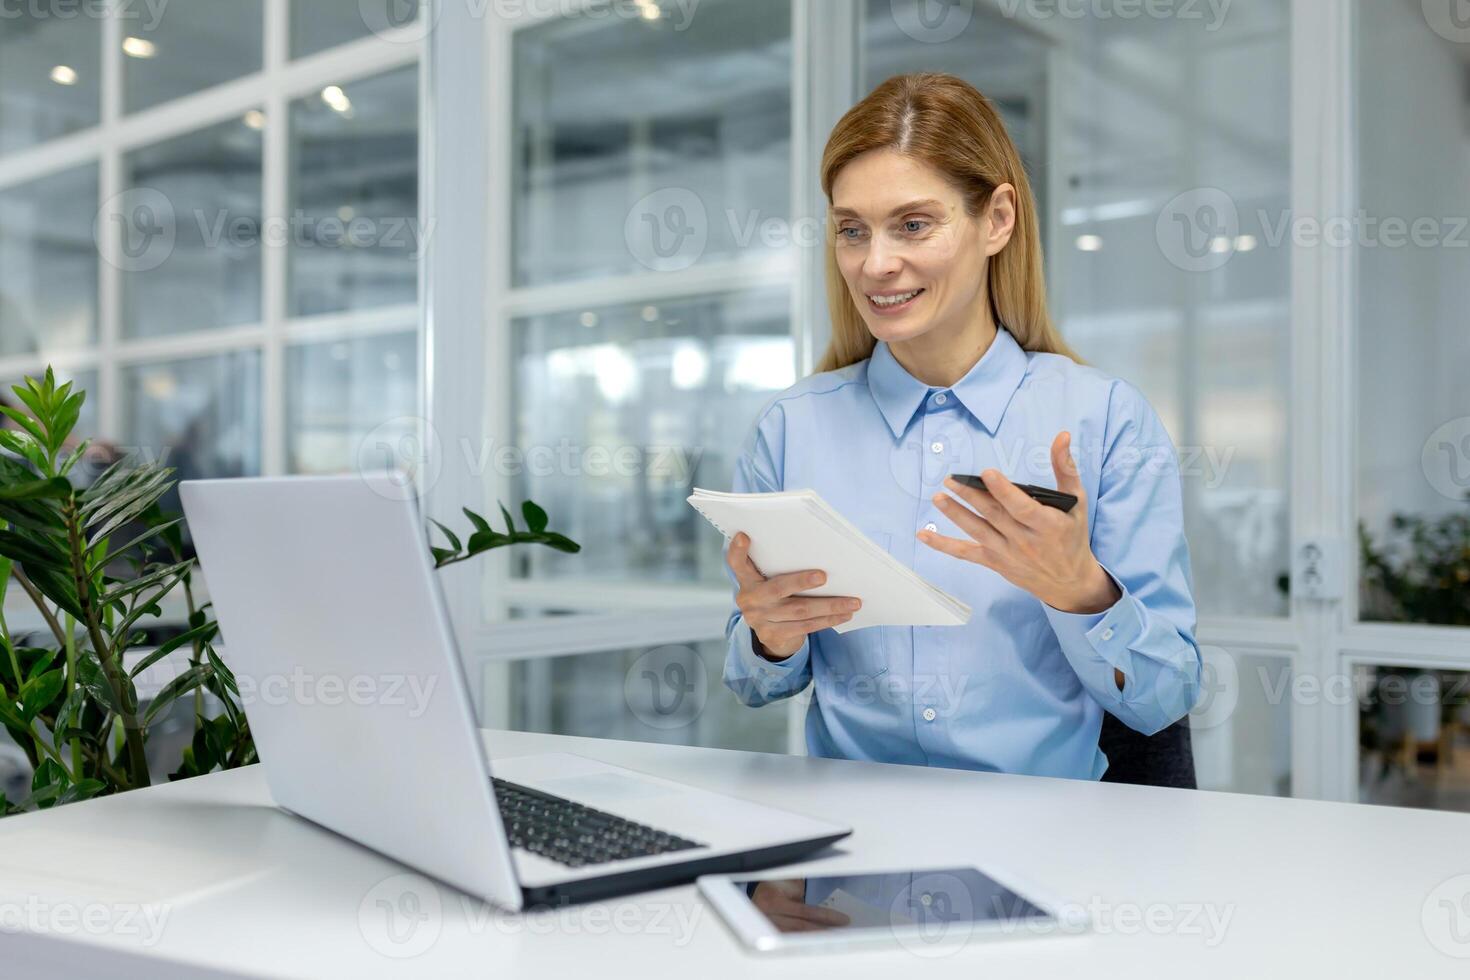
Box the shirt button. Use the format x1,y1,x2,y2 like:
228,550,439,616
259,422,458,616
922,707,937,722
930,441,944,454
933,392,947,405
923,522,937,533
1101,627,1115,641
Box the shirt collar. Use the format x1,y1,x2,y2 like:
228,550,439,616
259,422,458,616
866,326,1030,438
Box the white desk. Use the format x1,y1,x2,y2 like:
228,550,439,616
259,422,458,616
0,729,1465,978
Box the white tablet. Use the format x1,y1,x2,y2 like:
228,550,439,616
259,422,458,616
697,865,1088,955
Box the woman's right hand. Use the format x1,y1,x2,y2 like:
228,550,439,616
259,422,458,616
726,532,862,661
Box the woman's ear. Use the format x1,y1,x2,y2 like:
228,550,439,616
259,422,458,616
983,183,1018,256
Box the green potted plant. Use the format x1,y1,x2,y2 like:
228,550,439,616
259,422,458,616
0,368,577,815
1357,501,1470,788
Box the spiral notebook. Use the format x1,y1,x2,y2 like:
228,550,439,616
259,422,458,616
688,488,971,633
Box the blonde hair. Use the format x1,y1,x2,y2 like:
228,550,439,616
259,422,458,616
816,72,1080,373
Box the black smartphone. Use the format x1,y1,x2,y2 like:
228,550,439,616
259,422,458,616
950,474,1078,513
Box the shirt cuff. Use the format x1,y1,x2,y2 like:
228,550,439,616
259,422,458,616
1042,565,1143,694
736,620,811,676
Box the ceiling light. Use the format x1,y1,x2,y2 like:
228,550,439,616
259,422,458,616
1075,234,1104,252
321,85,352,114
49,65,78,86
242,109,266,130
122,36,157,58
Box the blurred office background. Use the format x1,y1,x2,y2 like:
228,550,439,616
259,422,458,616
1,0,1467,812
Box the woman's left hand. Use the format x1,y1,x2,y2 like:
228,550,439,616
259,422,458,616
917,431,1122,615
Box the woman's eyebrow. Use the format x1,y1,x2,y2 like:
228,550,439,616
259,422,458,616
831,199,945,219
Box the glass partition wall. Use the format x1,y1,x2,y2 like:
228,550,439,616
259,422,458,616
470,0,1309,791
467,0,1465,808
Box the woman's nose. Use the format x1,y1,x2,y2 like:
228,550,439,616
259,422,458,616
863,238,902,279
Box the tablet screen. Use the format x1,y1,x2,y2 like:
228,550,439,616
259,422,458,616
730,867,1055,935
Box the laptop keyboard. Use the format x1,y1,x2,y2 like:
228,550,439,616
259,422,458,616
492,777,706,868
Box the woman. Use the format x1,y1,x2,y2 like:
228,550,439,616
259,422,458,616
722,73,1201,780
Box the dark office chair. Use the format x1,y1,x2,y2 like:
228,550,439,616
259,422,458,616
1098,713,1196,789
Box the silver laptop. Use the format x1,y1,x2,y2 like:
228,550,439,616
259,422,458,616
179,475,849,911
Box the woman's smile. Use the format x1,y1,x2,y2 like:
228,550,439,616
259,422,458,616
865,287,926,316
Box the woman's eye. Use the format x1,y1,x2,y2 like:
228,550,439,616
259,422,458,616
902,219,929,234
839,226,866,242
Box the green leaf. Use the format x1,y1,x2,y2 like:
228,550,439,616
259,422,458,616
51,391,84,453
465,529,509,555
78,454,133,504
0,528,69,570
142,664,210,726
498,502,517,534
25,648,58,681
20,565,86,622
57,438,93,478
53,725,103,749
0,497,67,537
53,683,87,733
30,758,66,795
0,430,46,471
539,532,581,554
0,684,27,731
463,508,491,535
430,547,457,566
87,516,184,564
20,669,64,719
101,558,192,605
76,652,125,715
189,725,217,775
86,463,172,520
128,621,219,679
0,476,72,503
85,471,175,547
428,519,461,552
204,713,233,768
521,500,549,533
8,381,50,427
204,672,241,729
56,778,106,807
0,406,47,449
204,646,238,697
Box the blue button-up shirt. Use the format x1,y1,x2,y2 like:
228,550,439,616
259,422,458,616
722,326,1202,780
